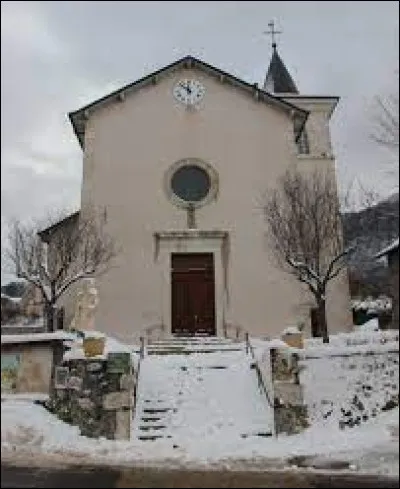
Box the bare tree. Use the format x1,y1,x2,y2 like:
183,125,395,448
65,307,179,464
371,78,399,185
5,209,118,332
264,168,353,343
371,92,399,151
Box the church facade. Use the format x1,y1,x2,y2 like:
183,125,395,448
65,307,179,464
46,49,352,343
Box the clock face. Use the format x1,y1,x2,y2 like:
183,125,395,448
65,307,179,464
173,79,206,107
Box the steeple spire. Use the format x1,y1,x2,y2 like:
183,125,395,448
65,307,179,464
263,21,299,94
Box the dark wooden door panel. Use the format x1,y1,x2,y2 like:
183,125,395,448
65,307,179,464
171,277,192,334
171,253,216,336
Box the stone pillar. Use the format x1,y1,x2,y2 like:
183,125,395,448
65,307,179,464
270,347,308,435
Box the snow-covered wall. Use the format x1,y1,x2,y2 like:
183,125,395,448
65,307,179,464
299,347,399,429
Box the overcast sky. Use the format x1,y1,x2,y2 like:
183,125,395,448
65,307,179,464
1,1,399,280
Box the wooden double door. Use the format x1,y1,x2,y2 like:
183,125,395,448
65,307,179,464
171,253,216,336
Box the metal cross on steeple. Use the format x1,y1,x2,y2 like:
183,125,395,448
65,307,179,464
264,20,282,49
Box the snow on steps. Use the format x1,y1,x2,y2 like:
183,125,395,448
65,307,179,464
145,336,244,355
132,337,274,444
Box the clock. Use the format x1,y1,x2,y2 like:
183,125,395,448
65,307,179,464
173,79,206,107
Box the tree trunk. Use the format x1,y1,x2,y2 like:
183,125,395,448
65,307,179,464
46,282,57,332
317,298,329,344
45,303,57,332
44,303,53,332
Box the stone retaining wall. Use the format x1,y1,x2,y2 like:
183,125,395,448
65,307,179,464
47,353,133,440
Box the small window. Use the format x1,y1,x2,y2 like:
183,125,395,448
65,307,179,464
296,129,310,155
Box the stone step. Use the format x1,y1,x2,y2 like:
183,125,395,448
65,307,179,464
141,417,162,422
146,343,243,349
138,425,167,431
240,431,273,438
146,347,244,355
137,434,166,441
148,338,239,345
142,407,172,414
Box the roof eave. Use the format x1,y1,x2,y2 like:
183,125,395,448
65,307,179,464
282,95,340,118
69,55,309,149
38,211,81,243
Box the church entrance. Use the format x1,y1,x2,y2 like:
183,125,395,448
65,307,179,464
171,253,216,336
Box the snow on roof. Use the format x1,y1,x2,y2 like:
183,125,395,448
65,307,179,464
1,276,26,286
63,345,86,361
375,237,399,258
351,296,392,312
1,331,75,345
1,293,22,303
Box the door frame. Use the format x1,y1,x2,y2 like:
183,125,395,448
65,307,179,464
171,252,216,336
154,230,228,337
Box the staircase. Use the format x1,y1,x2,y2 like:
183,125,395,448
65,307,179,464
132,336,274,445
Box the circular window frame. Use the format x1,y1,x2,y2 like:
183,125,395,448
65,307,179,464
165,158,219,209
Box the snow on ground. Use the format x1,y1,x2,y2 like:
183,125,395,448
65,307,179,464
1,399,398,475
1,330,398,475
294,327,399,432
299,348,398,427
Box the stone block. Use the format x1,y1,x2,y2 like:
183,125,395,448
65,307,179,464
54,366,69,389
107,353,131,374
77,397,95,410
115,410,131,440
281,332,304,349
68,376,83,391
274,381,304,406
103,391,131,410
120,374,134,391
275,405,309,435
86,361,104,373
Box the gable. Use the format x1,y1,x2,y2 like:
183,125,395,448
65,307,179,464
69,56,308,149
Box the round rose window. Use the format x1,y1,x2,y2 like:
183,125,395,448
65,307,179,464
170,164,211,203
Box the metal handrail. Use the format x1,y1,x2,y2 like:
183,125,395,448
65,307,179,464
132,354,141,419
245,332,274,409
